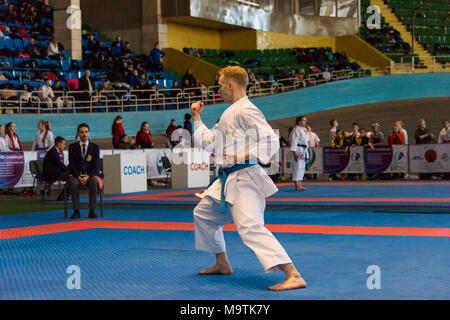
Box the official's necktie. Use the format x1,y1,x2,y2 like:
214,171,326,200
82,144,86,158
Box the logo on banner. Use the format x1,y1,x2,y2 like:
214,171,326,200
394,152,405,161
156,151,169,175
351,152,361,162
441,153,449,162
424,149,437,163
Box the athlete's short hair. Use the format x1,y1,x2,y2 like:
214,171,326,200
218,66,249,89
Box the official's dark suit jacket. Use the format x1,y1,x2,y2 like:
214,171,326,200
68,141,100,178
42,146,68,181
78,77,94,102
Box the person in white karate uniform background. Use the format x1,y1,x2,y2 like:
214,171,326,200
191,66,306,291
290,116,309,191
32,120,54,152
0,125,8,152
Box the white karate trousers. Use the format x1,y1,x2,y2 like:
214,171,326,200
194,174,292,273
292,158,306,181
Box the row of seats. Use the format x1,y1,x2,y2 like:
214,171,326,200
388,0,450,11
388,0,450,59
0,38,48,50
411,27,450,36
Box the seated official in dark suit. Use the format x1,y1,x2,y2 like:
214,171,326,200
43,136,68,182
68,123,100,219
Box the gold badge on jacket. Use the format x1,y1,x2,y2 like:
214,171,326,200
86,155,92,162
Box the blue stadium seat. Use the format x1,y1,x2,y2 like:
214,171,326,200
0,38,4,49
4,38,14,49
23,39,30,48
61,60,71,71
14,39,23,50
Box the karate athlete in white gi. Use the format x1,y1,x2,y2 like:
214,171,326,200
290,116,309,191
191,66,306,291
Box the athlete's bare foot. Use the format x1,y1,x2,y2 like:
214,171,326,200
268,273,306,291
199,252,233,275
198,263,233,275
299,187,307,191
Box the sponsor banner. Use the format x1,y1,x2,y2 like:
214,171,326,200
306,147,323,174
282,147,323,174
0,152,26,188
144,149,172,179
323,147,364,174
410,144,450,173
365,145,408,173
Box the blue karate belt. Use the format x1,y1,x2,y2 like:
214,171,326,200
297,144,310,169
208,161,256,214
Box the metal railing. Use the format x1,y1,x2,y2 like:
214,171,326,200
0,69,371,114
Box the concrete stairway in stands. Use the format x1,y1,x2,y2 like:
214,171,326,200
370,0,447,73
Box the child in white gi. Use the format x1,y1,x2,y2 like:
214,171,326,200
290,116,309,191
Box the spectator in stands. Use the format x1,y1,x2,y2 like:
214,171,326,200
42,136,68,183
111,115,125,149
181,78,192,91
6,3,18,23
322,67,331,82
247,68,257,86
343,130,354,153
355,128,366,146
27,5,41,27
112,36,124,49
394,120,408,145
122,42,132,56
0,125,8,152
182,69,196,87
329,119,338,143
129,69,140,88
47,38,62,60
438,120,450,144
121,52,133,66
118,135,136,150
352,122,359,139
78,69,94,111
135,122,154,149
32,120,54,152
39,78,63,110
166,119,176,140
52,80,66,106
307,125,320,148
194,78,207,97
370,122,384,145
68,123,100,219
149,42,165,72
388,125,405,145
297,69,306,81
183,113,192,137
111,40,123,59
25,38,43,59
415,119,434,144
331,129,343,148
4,122,22,151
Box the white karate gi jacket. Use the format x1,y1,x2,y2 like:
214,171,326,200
193,96,279,205
32,130,54,151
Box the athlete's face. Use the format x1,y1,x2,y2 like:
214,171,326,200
218,75,233,103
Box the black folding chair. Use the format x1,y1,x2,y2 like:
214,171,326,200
29,160,68,213
161,156,172,185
